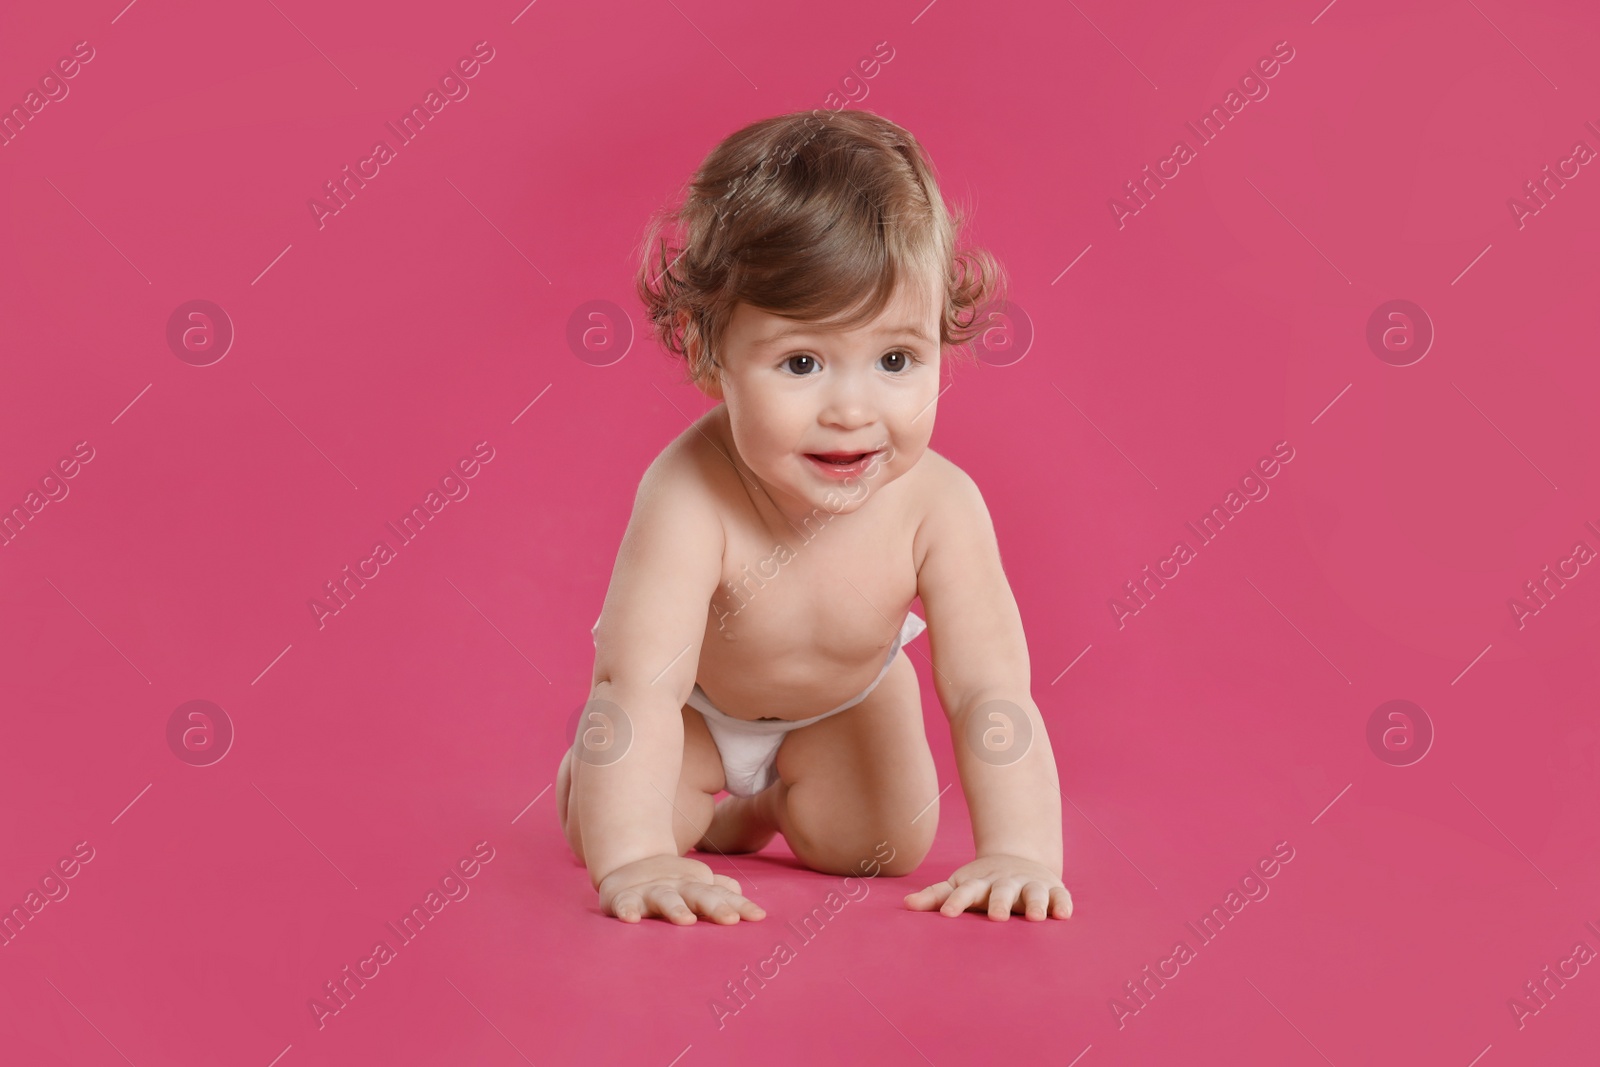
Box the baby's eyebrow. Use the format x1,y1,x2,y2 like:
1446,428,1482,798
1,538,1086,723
755,322,931,347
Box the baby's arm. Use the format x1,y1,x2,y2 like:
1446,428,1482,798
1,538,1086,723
904,464,1073,922
574,452,764,924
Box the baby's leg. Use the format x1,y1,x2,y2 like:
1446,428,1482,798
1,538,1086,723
767,651,939,876
558,703,727,867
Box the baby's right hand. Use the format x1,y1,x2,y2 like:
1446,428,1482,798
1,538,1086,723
597,855,766,925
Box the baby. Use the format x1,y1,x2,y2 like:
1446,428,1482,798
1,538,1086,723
557,108,1072,925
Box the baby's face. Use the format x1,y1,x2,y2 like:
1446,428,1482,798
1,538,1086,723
701,273,942,516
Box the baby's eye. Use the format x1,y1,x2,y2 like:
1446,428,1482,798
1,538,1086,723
880,349,918,373
783,354,819,375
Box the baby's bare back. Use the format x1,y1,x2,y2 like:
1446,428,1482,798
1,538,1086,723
680,409,934,721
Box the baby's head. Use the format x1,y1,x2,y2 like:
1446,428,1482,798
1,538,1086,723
635,108,1004,512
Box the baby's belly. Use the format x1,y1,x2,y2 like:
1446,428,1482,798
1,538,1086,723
693,630,898,722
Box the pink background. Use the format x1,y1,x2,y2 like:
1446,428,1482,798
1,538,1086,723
3,0,1598,1064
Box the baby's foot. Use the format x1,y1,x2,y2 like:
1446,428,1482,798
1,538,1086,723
695,787,780,854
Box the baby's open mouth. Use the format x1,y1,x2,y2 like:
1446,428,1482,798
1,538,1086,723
807,451,873,466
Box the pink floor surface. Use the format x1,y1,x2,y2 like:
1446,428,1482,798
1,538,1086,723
3,1,1598,1064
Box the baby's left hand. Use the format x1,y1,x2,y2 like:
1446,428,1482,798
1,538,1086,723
904,855,1074,921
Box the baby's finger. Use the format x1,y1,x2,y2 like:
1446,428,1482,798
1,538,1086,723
711,873,743,895
1019,882,1051,921
903,880,953,910
610,889,645,923
679,882,745,924
643,885,697,925
987,878,1023,921
940,878,990,917
1049,886,1075,919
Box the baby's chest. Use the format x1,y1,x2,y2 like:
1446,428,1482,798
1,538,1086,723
710,514,920,659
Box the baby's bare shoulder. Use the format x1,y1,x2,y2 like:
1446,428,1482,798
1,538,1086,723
910,448,989,570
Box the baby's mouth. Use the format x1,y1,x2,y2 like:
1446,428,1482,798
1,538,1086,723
807,451,873,466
